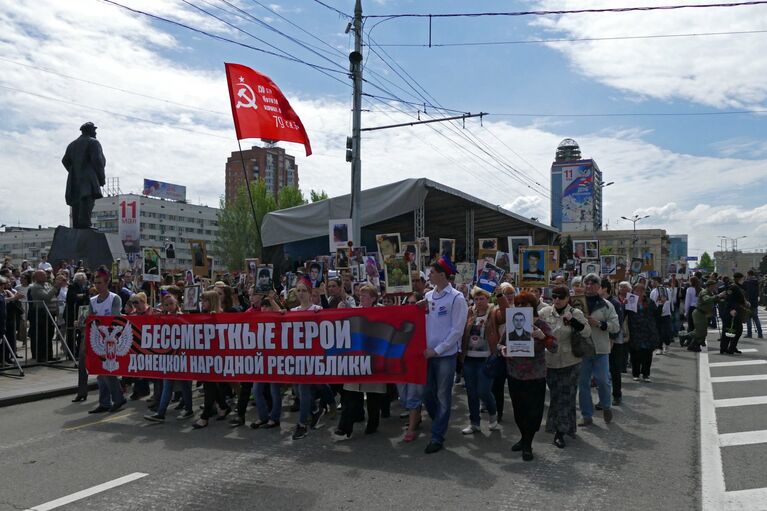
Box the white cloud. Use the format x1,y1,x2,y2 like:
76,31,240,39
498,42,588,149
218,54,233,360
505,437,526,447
532,0,767,108
2,0,767,261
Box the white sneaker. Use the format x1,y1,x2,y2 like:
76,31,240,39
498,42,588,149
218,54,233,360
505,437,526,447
488,415,500,431
642,376,652,383
662,346,669,355
632,376,640,381
654,349,663,355
461,424,480,435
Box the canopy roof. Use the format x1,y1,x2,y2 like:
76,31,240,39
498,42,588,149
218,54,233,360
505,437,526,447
262,178,557,249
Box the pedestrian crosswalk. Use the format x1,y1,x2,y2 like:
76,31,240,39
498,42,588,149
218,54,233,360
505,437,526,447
701,308,767,511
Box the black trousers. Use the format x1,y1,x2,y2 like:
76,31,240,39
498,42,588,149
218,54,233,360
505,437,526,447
29,307,53,362
337,391,384,435
720,313,743,353
687,306,696,333
201,382,230,420
492,373,512,420
609,344,625,399
630,348,653,378
509,377,546,449
72,196,95,229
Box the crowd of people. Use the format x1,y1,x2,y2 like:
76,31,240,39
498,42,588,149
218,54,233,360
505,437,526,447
1,253,766,460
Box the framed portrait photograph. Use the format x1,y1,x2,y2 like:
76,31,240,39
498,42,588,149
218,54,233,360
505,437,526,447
439,238,456,261
184,269,195,287
417,237,430,257
573,240,587,260
351,246,367,265
454,262,476,286
376,233,401,261
335,247,351,269
630,257,644,274
494,251,510,273
183,285,201,312
77,305,90,329
400,241,420,271
189,240,208,277
383,256,412,294
244,258,259,281
625,292,639,313
329,218,353,253
570,294,589,316
548,247,560,272
507,236,532,272
305,260,325,288
585,240,600,259
477,262,504,293
505,307,534,358
479,238,498,251
142,248,161,282
519,245,549,287
255,265,273,293
600,255,617,275
582,261,599,276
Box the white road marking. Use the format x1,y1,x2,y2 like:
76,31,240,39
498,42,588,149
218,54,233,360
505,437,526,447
700,351,726,511
723,487,767,509
719,430,767,447
26,472,148,511
715,396,767,408
711,374,767,383
709,360,767,368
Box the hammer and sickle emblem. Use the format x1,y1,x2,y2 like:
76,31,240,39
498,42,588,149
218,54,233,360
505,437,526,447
236,83,258,110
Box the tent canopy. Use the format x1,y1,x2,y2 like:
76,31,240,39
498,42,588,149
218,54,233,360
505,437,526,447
262,178,557,251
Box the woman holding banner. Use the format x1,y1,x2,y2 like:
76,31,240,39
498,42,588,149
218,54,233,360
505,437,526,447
289,278,329,440
193,291,232,429
145,292,194,423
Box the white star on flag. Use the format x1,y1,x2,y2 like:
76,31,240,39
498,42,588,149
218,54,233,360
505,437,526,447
239,76,244,82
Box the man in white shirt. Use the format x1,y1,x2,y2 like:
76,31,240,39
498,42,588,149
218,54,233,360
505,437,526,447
422,256,468,454
37,254,52,272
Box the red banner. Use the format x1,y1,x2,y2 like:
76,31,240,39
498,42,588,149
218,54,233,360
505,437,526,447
225,62,312,156
85,306,426,384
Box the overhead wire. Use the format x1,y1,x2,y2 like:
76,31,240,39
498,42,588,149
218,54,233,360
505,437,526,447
363,2,767,19
311,0,352,19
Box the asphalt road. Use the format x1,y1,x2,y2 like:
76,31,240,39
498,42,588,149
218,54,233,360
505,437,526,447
0,323,728,511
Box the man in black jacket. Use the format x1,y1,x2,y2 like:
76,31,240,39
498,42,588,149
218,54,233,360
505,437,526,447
720,272,748,354
743,270,763,338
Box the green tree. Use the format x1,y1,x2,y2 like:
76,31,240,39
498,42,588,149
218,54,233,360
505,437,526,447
560,235,574,261
277,185,307,209
699,251,715,273
216,181,276,271
310,189,328,202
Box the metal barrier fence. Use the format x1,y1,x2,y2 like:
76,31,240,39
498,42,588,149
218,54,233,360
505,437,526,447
0,299,79,377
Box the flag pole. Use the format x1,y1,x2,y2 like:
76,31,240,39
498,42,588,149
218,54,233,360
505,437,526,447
235,139,264,257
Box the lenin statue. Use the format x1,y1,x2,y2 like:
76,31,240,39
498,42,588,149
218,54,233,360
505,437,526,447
62,122,106,229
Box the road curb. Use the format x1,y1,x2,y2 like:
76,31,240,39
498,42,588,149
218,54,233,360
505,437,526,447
0,382,99,408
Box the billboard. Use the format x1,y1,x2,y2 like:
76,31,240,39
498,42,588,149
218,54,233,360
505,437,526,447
142,179,186,202
560,163,594,231
118,195,141,266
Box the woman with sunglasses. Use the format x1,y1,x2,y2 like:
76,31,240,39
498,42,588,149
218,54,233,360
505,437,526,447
539,285,590,448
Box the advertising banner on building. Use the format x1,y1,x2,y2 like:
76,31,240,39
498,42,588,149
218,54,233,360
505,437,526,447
560,163,594,230
118,195,141,264
142,179,187,202
85,306,427,384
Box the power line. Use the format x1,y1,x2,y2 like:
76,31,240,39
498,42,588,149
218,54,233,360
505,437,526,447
489,110,767,117
98,0,350,87
364,1,767,19
373,28,767,47
311,0,352,19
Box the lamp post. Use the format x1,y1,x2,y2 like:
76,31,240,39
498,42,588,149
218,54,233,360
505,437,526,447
621,214,650,259
718,235,747,274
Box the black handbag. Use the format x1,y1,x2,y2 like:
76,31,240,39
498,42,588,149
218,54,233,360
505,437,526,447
482,352,507,379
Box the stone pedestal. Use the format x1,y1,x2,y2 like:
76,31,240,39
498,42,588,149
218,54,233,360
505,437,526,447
48,226,116,269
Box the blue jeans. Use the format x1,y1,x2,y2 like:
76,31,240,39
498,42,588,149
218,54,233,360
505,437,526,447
747,306,763,337
462,357,497,425
423,355,457,445
256,382,283,422
671,309,681,334
157,379,192,417
97,375,123,408
579,354,611,419
297,384,332,425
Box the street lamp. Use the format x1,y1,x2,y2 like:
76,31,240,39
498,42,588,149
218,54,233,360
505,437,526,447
621,214,650,258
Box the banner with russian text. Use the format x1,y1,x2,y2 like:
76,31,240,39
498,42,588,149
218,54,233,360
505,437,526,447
85,306,426,384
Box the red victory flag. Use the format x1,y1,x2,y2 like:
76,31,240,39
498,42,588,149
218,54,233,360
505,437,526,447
225,63,312,156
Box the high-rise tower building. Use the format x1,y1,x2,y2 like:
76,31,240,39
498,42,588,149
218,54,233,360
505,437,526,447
550,138,603,232
225,145,299,205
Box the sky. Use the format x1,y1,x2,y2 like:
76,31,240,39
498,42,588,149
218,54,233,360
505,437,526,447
2,0,767,258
